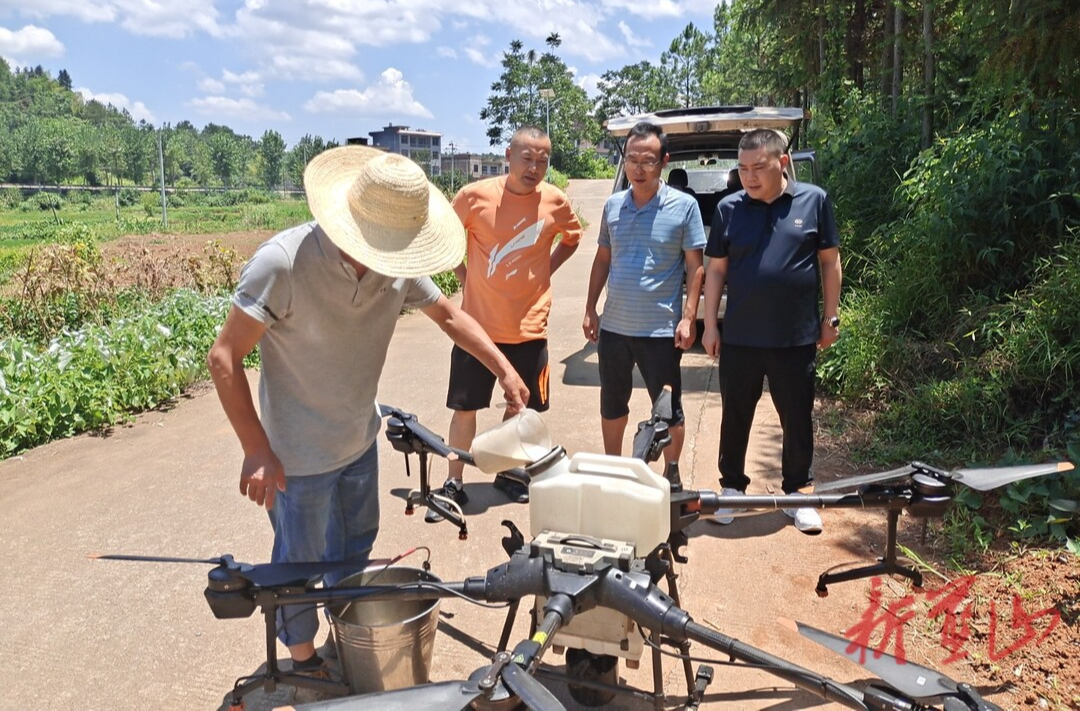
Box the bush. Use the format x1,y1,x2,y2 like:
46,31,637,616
64,190,94,207
0,290,232,458
139,192,160,217
0,187,24,209
547,168,570,190
117,187,139,207
1,221,96,243
24,192,62,212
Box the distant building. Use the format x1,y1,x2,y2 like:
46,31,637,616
345,136,371,146
369,124,442,175
440,152,509,181
577,136,620,165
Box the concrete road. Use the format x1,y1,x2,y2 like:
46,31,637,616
1,180,937,710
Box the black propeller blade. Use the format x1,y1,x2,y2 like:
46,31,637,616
812,465,918,493
631,388,673,462
90,553,235,565
813,461,1073,493
501,662,565,711
286,680,481,710
948,462,1074,491
242,560,371,587
795,621,959,699
92,554,370,587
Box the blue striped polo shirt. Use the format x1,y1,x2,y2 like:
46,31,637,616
598,183,706,337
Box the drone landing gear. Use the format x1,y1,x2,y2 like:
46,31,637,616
499,546,712,710
226,589,350,709
815,508,923,597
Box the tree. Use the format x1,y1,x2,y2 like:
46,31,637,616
208,132,244,188
57,69,72,90
594,61,677,125
480,39,599,174
259,129,287,189
661,23,709,108
123,123,156,185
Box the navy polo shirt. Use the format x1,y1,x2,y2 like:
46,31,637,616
705,180,839,348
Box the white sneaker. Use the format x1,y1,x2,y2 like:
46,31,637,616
783,497,823,534
711,487,746,525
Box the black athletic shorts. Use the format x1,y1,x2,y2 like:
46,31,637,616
597,329,684,425
446,339,550,412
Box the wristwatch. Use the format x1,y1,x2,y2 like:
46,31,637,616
823,316,840,328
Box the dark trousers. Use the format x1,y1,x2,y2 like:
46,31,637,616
717,343,817,494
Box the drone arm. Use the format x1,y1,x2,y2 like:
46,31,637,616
594,569,869,710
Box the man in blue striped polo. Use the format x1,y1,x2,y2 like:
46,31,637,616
583,121,705,486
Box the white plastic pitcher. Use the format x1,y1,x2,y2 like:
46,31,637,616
471,410,552,473
529,452,671,555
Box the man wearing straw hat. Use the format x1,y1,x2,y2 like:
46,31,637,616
207,145,529,677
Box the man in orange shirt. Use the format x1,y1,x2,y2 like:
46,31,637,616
428,126,582,521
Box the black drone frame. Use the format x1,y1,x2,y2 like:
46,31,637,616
96,400,1070,711
107,534,1002,711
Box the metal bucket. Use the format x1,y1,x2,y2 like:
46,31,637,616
328,567,441,694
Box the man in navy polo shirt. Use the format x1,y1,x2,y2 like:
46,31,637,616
701,128,842,534
583,121,705,487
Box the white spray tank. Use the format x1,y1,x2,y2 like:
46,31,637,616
472,412,671,660
472,411,671,552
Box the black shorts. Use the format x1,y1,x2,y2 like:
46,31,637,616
447,339,550,412
597,329,684,425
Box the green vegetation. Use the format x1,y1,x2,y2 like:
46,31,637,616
0,290,230,457
4,0,1079,552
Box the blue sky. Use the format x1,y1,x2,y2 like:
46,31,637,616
0,1,720,154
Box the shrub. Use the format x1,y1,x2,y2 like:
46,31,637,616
139,192,160,217
0,290,233,458
547,168,570,190
0,187,24,209
117,187,139,207
65,190,94,207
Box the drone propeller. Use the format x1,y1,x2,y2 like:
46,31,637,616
91,554,370,588
794,621,984,704
813,461,1073,494
501,661,566,711
282,680,483,710
631,387,673,462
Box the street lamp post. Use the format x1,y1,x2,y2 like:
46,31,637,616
538,88,555,181
448,141,456,193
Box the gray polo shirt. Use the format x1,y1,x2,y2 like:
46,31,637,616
234,222,441,476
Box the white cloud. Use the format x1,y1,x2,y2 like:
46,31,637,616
198,77,226,94
303,67,432,119
462,33,497,68
265,55,363,82
223,68,264,98
597,0,687,20
0,24,64,59
13,0,224,38
76,87,156,123
187,95,291,122
617,20,650,48
576,72,602,97
436,46,457,59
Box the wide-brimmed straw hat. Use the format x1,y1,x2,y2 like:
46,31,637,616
304,145,465,278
